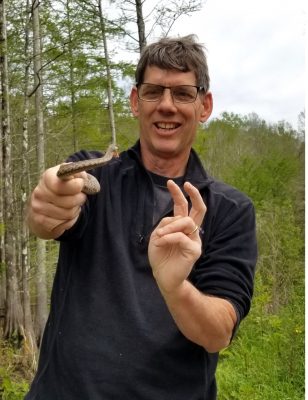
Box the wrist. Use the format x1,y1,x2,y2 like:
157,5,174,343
157,279,191,302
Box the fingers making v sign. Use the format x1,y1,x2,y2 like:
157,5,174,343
148,180,207,293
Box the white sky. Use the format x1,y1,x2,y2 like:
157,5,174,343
168,0,306,129
113,0,306,130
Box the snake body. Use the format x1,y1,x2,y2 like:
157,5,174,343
57,144,118,195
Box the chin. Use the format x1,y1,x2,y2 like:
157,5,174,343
142,135,185,158
154,145,183,159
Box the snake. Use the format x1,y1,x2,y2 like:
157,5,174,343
56,144,119,195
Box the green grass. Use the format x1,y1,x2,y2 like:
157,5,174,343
0,341,30,400
216,282,304,400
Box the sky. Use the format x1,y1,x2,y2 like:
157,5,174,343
115,0,306,130
168,0,306,129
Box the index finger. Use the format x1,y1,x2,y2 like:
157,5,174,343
166,180,188,217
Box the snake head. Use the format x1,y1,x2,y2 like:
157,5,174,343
107,143,119,158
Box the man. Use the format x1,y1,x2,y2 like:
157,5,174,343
25,35,257,399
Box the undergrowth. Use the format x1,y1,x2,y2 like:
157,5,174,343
0,341,30,400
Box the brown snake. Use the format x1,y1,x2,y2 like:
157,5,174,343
57,144,119,195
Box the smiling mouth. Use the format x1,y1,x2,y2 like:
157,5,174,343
155,122,181,130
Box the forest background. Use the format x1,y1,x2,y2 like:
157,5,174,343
0,0,305,399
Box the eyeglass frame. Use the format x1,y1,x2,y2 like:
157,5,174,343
136,82,205,104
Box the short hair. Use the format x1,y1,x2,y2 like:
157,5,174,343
135,35,210,92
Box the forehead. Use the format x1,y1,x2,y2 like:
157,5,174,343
143,66,197,86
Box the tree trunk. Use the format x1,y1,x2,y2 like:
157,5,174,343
32,0,48,344
21,0,38,361
0,0,4,322
65,0,78,151
134,0,146,52
0,0,24,343
98,0,117,146
0,57,4,319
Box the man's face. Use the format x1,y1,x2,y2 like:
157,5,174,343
130,66,213,164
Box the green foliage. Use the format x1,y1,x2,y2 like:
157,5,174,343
46,95,138,165
256,202,304,307
0,342,30,400
197,113,302,198
228,154,298,205
203,113,305,399
0,374,28,400
217,274,304,400
217,227,304,398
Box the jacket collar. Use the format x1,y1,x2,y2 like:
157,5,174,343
127,140,213,191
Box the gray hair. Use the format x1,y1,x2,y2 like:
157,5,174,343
135,35,210,92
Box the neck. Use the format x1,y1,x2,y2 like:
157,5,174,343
141,151,189,178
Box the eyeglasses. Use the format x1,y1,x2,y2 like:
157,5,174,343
136,83,205,104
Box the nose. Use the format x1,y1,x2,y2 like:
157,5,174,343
157,88,177,111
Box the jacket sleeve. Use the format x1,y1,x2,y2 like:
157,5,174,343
190,188,257,324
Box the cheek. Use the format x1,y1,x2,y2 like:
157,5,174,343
185,106,202,130
183,103,200,123
192,102,205,121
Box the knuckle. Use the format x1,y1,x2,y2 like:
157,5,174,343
32,185,43,200
30,195,44,214
32,214,54,233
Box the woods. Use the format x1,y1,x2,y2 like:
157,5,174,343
0,0,305,399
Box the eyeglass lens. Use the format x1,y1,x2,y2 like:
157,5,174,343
138,84,198,103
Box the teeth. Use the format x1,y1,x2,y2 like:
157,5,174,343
157,122,178,129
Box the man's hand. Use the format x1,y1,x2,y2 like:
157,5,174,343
27,165,88,239
148,180,206,293
148,180,237,352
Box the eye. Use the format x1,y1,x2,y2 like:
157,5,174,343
140,84,162,100
173,86,196,102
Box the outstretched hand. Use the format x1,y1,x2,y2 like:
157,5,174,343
27,165,88,239
148,180,206,293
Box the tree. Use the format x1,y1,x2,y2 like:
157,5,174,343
112,0,204,52
135,0,146,52
64,0,79,151
0,0,24,342
21,0,38,359
98,0,117,145
32,0,48,343
297,110,305,141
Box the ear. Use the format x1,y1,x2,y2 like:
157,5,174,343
130,86,139,117
199,92,213,123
